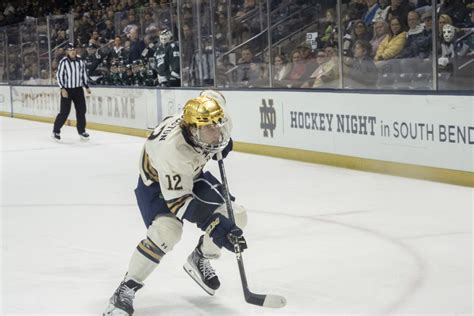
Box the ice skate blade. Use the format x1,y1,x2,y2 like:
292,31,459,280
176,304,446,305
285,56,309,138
51,136,61,143
183,263,215,296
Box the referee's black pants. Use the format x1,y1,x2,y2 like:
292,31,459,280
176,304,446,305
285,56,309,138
53,87,87,134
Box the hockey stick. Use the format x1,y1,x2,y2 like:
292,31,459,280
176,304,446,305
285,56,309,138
216,152,287,308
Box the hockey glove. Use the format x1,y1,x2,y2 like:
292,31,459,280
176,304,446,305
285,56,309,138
204,213,247,252
212,138,233,160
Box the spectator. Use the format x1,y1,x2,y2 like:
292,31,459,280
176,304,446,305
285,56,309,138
101,19,115,42
400,10,433,73
363,0,381,27
438,0,469,27
214,13,229,51
373,0,391,22
304,46,340,89
438,24,470,71
123,12,139,36
387,0,410,28
343,20,371,57
128,28,145,63
412,10,433,59
321,8,337,45
143,11,155,29
345,0,368,22
235,47,260,84
90,30,101,46
370,19,389,57
180,24,194,72
343,40,378,88
399,10,430,58
272,53,290,82
439,13,454,35
282,49,308,85
374,16,407,61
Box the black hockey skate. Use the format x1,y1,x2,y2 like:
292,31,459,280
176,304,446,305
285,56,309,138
103,278,143,316
79,132,90,140
51,132,61,142
183,236,220,295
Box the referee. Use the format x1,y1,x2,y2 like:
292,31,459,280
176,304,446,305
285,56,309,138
52,43,91,141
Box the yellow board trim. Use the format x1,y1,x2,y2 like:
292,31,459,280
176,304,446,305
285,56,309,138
2,113,472,187
234,142,474,188
2,112,150,138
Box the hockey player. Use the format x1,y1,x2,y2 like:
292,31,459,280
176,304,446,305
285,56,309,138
144,57,158,86
103,92,247,316
154,29,181,87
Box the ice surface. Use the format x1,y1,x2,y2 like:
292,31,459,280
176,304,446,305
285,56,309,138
1,117,472,315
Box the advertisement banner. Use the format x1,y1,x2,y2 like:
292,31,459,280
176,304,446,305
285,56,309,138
162,90,474,172
11,86,159,129
0,85,11,113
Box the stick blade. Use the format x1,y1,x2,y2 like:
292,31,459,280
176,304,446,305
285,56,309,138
263,294,287,308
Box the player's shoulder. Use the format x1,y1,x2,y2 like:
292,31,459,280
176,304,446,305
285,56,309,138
146,115,194,162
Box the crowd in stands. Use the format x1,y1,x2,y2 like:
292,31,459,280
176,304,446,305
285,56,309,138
266,0,474,89
0,0,473,89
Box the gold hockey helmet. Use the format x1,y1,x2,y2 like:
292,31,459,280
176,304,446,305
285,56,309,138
183,96,224,127
182,96,230,153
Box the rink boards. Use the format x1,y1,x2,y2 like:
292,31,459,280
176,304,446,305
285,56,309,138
0,84,472,186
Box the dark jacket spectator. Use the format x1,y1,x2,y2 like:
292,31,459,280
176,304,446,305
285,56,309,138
399,11,431,58
235,47,260,84
101,19,115,42
343,40,378,88
128,29,145,63
438,0,469,27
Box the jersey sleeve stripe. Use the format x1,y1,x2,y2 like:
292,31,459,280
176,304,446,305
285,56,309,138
141,149,160,182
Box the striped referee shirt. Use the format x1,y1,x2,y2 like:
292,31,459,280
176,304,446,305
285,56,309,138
56,56,89,89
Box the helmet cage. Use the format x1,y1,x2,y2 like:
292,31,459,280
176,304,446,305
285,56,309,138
191,119,230,153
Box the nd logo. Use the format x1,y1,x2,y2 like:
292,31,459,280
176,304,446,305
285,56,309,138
260,99,276,137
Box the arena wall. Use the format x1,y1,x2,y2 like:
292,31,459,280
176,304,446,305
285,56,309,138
1,84,473,187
